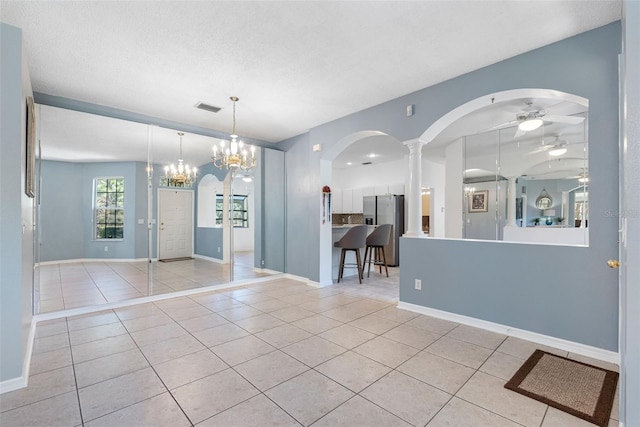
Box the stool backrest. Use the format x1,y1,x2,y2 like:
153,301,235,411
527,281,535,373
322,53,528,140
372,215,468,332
336,225,368,249
366,224,392,246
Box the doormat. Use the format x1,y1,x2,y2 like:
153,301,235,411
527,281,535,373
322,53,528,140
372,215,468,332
505,350,618,427
159,257,194,263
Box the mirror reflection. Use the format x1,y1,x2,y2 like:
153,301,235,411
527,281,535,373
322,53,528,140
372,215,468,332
36,105,278,314
424,95,588,246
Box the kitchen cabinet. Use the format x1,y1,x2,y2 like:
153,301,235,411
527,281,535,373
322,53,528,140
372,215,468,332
332,184,403,213
362,186,375,197
389,183,405,195
352,188,363,213
332,189,342,213
374,185,389,195
342,189,353,213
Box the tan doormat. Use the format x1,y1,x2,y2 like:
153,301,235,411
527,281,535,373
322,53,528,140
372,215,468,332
505,350,618,427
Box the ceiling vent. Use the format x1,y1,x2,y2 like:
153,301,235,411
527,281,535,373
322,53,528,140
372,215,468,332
195,102,221,113
361,161,372,165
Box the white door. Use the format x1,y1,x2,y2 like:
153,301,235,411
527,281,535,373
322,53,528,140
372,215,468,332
159,189,193,260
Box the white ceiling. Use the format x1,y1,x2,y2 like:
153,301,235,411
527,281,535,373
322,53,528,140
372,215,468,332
0,1,621,143
40,105,224,167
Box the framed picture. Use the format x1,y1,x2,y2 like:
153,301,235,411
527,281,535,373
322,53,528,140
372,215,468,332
469,190,489,213
25,96,36,198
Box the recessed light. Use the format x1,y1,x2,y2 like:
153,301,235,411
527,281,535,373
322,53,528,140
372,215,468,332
367,153,377,158
347,162,352,166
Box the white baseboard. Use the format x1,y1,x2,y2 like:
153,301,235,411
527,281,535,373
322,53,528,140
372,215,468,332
280,273,333,288
192,254,225,264
38,258,148,266
0,318,36,395
253,267,282,275
397,301,620,365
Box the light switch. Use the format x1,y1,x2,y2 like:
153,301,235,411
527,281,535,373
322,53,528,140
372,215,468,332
138,219,144,224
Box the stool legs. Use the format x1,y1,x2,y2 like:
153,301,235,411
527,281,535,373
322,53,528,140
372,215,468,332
337,248,363,284
365,245,389,278
338,249,346,283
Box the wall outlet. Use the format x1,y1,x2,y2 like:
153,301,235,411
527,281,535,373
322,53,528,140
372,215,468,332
104,246,108,252
261,260,265,266
217,247,221,253
415,279,422,290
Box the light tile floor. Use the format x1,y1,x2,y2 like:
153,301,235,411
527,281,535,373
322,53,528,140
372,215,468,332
36,255,274,313
0,276,619,427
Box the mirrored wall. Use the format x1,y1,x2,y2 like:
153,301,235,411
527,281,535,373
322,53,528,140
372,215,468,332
35,105,285,314
461,107,588,245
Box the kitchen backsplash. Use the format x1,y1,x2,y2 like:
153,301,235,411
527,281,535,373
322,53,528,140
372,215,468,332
332,213,364,225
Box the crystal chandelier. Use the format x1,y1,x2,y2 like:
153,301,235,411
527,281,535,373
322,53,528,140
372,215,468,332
163,132,197,187
212,97,255,171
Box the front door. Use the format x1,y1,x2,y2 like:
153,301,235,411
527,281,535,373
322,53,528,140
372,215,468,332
159,189,193,260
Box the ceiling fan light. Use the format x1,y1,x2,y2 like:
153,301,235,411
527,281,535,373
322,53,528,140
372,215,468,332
548,147,567,156
519,118,543,131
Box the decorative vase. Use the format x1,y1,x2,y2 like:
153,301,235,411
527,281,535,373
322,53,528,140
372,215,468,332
545,217,553,226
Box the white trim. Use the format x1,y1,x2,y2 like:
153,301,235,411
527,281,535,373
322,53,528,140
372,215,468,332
0,376,27,395
0,318,36,395
192,254,225,264
253,267,281,275
419,88,588,144
38,258,148,266
397,301,620,365
281,273,333,288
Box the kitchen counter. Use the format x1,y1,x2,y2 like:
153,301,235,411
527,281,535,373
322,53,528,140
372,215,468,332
332,224,375,229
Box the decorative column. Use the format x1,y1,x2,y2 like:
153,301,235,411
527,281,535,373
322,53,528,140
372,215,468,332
506,177,518,227
404,140,426,237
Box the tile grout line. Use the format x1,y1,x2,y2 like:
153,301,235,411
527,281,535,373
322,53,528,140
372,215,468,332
65,317,86,427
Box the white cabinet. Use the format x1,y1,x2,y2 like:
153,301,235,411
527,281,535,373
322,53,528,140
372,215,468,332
389,183,405,195
333,184,402,213
332,189,342,213
342,189,353,213
362,186,375,197
352,188,363,213
374,185,388,195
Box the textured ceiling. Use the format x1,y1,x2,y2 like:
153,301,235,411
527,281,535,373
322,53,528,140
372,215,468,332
0,1,621,143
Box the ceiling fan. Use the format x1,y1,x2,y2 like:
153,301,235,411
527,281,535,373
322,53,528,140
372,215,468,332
527,135,585,156
490,102,586,138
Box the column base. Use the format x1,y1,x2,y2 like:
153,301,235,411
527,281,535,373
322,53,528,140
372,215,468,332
403,232,429,238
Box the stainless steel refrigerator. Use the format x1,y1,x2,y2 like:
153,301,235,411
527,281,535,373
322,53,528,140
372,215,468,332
363,195,404,266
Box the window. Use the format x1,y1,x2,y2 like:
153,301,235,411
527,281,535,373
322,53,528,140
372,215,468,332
94,177,124,239
216,194,248,228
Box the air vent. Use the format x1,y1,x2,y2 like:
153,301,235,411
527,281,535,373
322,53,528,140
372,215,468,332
361,161,372,165
195,102,221,113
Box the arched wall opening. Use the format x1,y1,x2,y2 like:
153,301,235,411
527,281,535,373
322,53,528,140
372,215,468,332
318,130,405,286
417,88,589,244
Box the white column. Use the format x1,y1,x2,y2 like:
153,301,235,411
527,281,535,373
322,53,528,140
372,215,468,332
506,177,517,227
404,140,426,237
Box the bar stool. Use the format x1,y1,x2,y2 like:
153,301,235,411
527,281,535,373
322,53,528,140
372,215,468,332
334,225,368,284
364,224,392,278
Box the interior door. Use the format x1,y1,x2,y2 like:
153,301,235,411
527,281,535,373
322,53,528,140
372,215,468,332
159,189,193,260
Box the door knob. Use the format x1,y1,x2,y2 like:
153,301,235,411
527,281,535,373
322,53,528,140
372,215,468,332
607,259,620,269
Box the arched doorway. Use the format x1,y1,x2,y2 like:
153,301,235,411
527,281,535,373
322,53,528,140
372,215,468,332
318,130,406,287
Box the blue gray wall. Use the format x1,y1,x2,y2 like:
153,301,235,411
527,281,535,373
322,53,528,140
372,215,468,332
39,160,149,261
400,237,617,350
0,23,34,383
282,22,621,350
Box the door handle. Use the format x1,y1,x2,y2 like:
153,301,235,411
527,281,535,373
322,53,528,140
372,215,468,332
607,259,620,269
